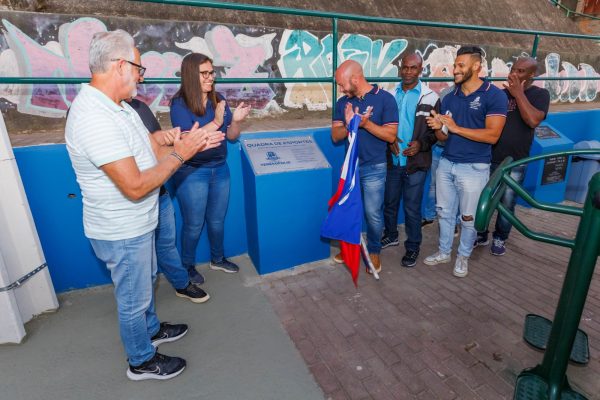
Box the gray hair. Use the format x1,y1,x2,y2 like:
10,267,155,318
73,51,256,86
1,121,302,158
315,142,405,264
88,30,135,74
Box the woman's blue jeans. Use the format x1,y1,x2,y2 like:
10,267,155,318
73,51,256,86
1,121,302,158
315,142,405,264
171,163,230,268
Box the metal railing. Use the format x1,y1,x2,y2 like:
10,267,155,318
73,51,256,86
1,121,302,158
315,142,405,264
475,152,600,399
548,0,600,21
1,0,600,114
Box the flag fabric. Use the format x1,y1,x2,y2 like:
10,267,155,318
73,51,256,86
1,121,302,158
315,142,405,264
321,115,363,285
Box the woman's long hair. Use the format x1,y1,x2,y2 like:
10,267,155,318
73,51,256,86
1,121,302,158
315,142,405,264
172,53,218,116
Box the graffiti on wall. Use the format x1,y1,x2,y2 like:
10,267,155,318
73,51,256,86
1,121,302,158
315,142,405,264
0,15,599,119
0,17,278,117
277,31,408,110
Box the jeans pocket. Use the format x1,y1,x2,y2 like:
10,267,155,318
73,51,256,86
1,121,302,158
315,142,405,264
471,163,490,172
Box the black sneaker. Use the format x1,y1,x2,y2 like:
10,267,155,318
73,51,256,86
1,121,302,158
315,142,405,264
210,258,239,273
380,235,399,249
473,232,489,248
127,352,186,381
176,283,210,304
421,219,434,227
401,250,419,267
187,266,205,285
151,322,188,347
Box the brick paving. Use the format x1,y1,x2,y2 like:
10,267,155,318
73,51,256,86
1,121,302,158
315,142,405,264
258,205,600,400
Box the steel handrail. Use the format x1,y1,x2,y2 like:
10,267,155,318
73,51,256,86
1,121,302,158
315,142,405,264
548,0,600,21
475,149,600,249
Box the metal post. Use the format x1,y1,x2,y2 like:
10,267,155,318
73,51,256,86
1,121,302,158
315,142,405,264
531,34,540,58
331,17,338,118
538,173,600,398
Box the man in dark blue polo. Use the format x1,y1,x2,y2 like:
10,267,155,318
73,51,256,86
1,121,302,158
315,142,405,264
331,60,399,273
424,46,507,278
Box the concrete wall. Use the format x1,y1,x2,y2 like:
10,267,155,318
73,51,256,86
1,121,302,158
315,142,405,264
0,0,595,53
0,10,599,135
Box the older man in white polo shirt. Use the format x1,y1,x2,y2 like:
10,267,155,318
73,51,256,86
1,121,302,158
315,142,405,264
66,30,224,381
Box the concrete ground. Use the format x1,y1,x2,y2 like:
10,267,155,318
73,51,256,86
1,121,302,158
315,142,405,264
0,256,324,400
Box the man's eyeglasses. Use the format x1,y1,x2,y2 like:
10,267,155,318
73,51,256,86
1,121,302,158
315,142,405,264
111,58,146,77
199,70,217,79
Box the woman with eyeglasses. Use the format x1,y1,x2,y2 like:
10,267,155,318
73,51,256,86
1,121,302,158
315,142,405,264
170,53,251,284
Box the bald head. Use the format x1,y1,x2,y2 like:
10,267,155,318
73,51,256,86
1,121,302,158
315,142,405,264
335,59,369,98
336,60,364,80
401,53,423,67
510,56,538,87
400,53,423,90
514,57,538,74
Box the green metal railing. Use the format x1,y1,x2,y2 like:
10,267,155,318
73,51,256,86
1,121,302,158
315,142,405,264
548,0,600,21
476,151,600,400
1,0,600,117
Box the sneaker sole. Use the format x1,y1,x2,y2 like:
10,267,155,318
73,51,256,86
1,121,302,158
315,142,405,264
175,291,211,304
453,270,468,278
127,365,186,381
332,257,344,264
401,261,417,268
209,264,239,273
423,257,451,266
151,329,188,347
473,241,490,248
381,242,399,249
491,251,505,256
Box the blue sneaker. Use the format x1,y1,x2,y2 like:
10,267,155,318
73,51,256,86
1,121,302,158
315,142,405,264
210,258,239,273
490,237,506,256
187,266,205,285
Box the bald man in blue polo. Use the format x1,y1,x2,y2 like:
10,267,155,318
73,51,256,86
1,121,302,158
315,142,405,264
331,60,399,274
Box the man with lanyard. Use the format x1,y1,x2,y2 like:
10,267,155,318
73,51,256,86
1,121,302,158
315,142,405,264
128,96,210,303
424,46,507,278
474,57,550,255
331,60,399,274
380,53,439,267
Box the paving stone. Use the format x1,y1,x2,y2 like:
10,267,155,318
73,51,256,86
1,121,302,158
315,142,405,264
260,205,600,400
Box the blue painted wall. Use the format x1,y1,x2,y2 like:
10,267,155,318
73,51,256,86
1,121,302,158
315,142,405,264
544,110,600,143
14,127,343,293
13,110,599,293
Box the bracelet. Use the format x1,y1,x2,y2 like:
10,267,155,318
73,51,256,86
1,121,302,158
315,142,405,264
211,120,220,128
170,151,184,165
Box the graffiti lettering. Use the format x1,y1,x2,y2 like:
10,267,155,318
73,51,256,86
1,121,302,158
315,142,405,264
0,16,599,119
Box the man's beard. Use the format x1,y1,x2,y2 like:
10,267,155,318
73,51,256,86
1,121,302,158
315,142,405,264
454,68,473,85
126,74,138,99
346,83,358,97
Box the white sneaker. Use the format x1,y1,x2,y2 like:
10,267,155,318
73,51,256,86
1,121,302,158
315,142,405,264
424,251,451,265
453,255,469,278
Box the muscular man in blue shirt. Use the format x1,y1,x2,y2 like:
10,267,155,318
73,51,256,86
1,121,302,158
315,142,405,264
424,46,507,278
